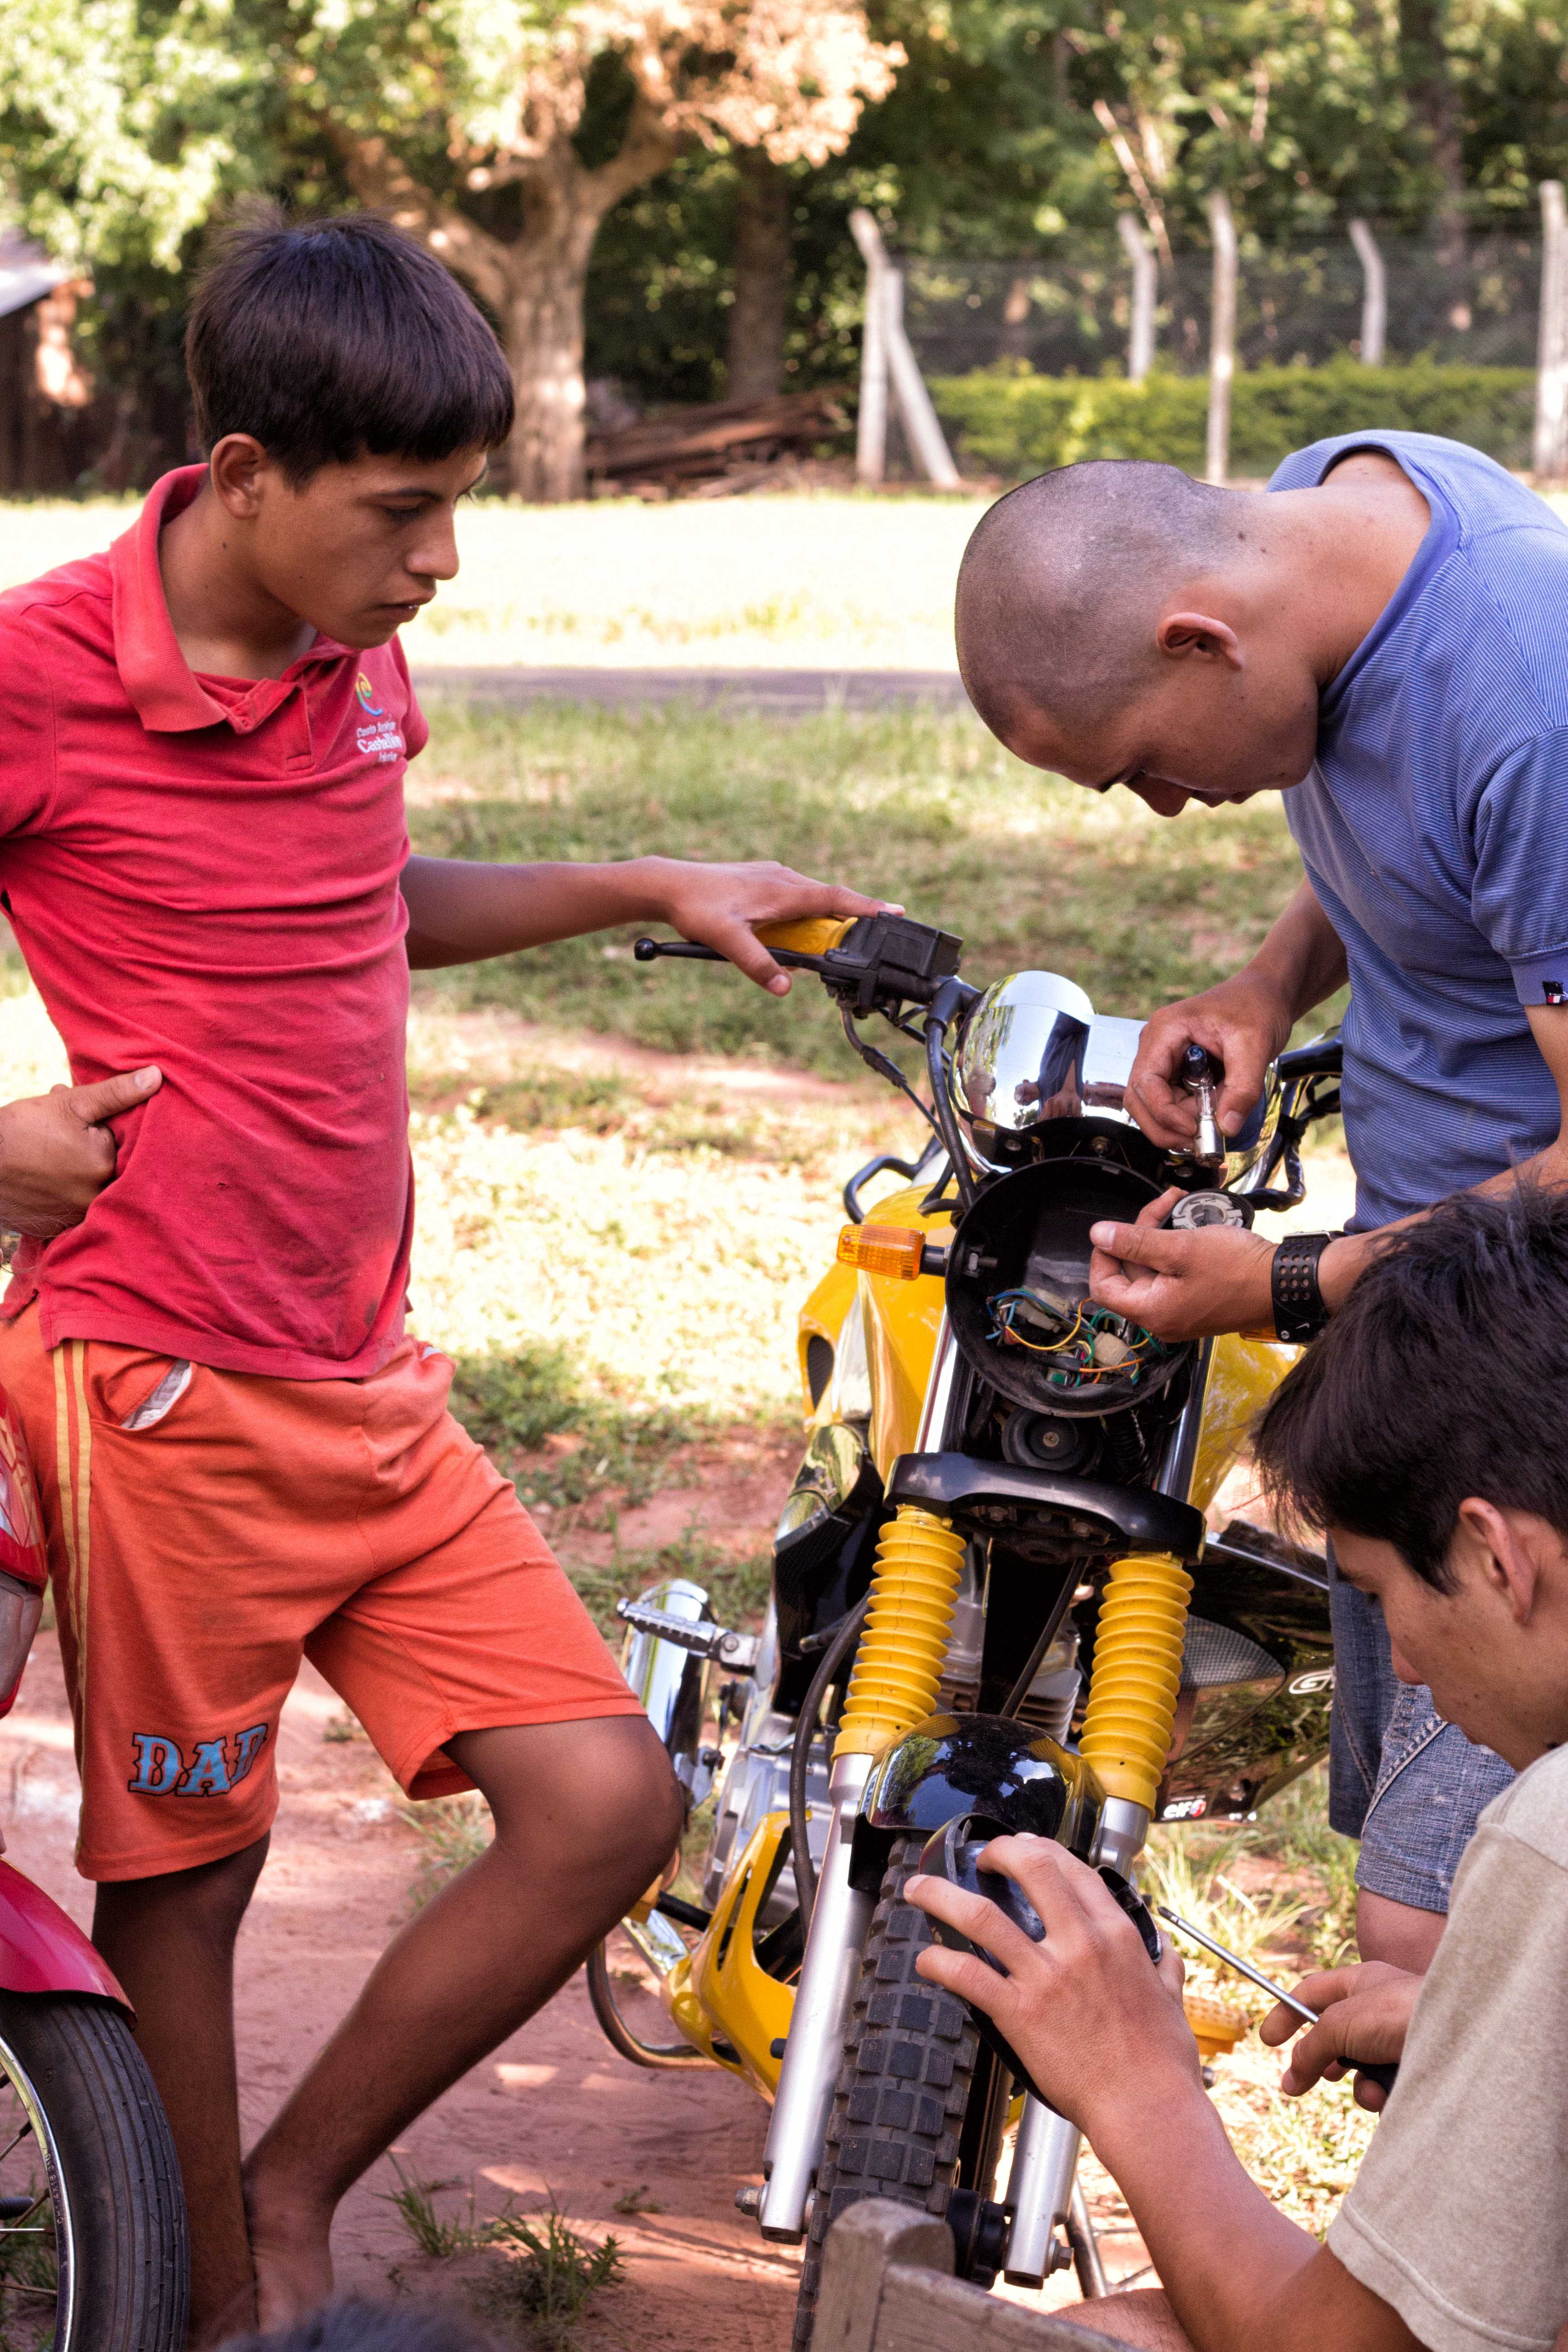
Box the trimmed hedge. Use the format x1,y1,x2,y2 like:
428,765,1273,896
931,356,1536,478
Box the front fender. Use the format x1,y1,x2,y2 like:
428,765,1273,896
0,1862,130,2014
851,1712,1104,1892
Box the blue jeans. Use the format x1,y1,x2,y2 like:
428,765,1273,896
1329,1558,1513,1913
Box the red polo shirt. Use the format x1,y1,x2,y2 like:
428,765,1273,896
0,465,428,1378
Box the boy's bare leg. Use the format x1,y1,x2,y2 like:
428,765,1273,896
92,1835,272,2347
1063,2288,1191,2347
242,1713,682,2329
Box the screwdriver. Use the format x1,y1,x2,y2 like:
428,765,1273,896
1156,1903,1399,2095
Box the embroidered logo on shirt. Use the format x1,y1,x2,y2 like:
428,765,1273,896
1544,980,1565,1004
353,671,403,764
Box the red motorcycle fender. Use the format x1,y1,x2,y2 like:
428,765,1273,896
0,1860,130,2015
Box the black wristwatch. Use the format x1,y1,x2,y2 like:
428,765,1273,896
1270,1231,1340,1344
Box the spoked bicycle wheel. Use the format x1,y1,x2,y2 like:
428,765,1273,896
0,1994,187,2351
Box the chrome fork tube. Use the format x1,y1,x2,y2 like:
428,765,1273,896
1003,2097,1080,2286
759,1750,874,2240
1090,1337,1216,1888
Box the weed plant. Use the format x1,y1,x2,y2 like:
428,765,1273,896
482,2209,622,2351
401,1797,494,1912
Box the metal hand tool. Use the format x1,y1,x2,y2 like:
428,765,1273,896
1156,1903,1399,2094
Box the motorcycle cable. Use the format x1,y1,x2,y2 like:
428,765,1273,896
789,1592,873,1937
997,1576,1079,1720
923,978,980,1214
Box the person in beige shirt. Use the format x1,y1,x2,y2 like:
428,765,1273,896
906,1182,1568,2352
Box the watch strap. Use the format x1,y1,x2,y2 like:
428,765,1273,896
1271,1231,1338,1345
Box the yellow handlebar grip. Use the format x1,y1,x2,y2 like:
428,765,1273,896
753,916,857,956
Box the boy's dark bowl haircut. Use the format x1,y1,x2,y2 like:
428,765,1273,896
187,205,514,481
1254,1184,1568,1589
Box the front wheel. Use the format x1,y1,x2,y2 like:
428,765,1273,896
0,1993,188,2350
793,1835,994,2347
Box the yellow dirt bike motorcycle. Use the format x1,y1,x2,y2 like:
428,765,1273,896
586,913,1343,2342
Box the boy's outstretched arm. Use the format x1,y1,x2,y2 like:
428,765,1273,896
399,855,898,994
905,1838,1424,2352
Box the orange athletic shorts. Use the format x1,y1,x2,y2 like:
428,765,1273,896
0,1307,642,1881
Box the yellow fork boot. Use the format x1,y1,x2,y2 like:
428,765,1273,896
1078,1550,1193,1816
833,1504,965,1761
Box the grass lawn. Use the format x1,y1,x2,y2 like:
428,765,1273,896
410,697,1312,1066
0,491,983,672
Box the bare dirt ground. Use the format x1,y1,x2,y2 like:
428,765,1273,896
0,1627,807,2348
0,1594,1147,2350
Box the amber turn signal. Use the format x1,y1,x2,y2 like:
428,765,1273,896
837,1222,926,1281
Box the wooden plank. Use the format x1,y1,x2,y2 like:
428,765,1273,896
814,2201,953,2352
879,2266,1112,2349
586,389,845,480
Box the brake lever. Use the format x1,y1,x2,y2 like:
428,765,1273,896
633,937,725,964
632,936,830,973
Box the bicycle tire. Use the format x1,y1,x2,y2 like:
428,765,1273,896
791,1834,984,2347
0,1992,188,2351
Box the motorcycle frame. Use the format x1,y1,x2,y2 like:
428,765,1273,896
603,944,1334,2277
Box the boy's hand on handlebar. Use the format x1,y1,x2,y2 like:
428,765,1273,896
1089,1188,1277,1341
1260,1963,1421,2115
906,1837,1197,2133
0,1068,162,1239
645,861,900,995
1126,976,1293,1148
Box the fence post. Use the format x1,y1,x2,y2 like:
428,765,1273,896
1117,214,1157,382
849,209,890,486
1205,191,1237,485
1348,220,1386,366
1535,182,1568,482
849,208,960,489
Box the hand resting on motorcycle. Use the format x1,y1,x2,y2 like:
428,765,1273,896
905,1836,1429,2352
398,853,900,995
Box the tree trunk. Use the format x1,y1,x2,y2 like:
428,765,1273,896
339,107,679,506
726,148,793,402
495,199,603,504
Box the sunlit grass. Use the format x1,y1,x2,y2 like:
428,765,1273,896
409,699,1306,1070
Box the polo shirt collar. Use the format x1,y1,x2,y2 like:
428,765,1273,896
109,466,348,735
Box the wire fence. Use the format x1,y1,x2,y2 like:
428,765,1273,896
898,224,1543,381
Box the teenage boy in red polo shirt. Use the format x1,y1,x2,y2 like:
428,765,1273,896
0,208,889,2343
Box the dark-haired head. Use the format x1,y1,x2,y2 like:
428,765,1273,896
1254,1184,1568,1588
186,204,514,481
218,2296,492,2352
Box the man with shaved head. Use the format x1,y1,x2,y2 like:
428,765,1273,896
957,432,1568,1980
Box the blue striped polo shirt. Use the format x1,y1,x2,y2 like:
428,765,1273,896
1269,431,1568,1230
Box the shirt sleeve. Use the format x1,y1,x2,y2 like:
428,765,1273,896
1328,1821,1568,2352
1470,732,1568,1005
0,606,59,838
